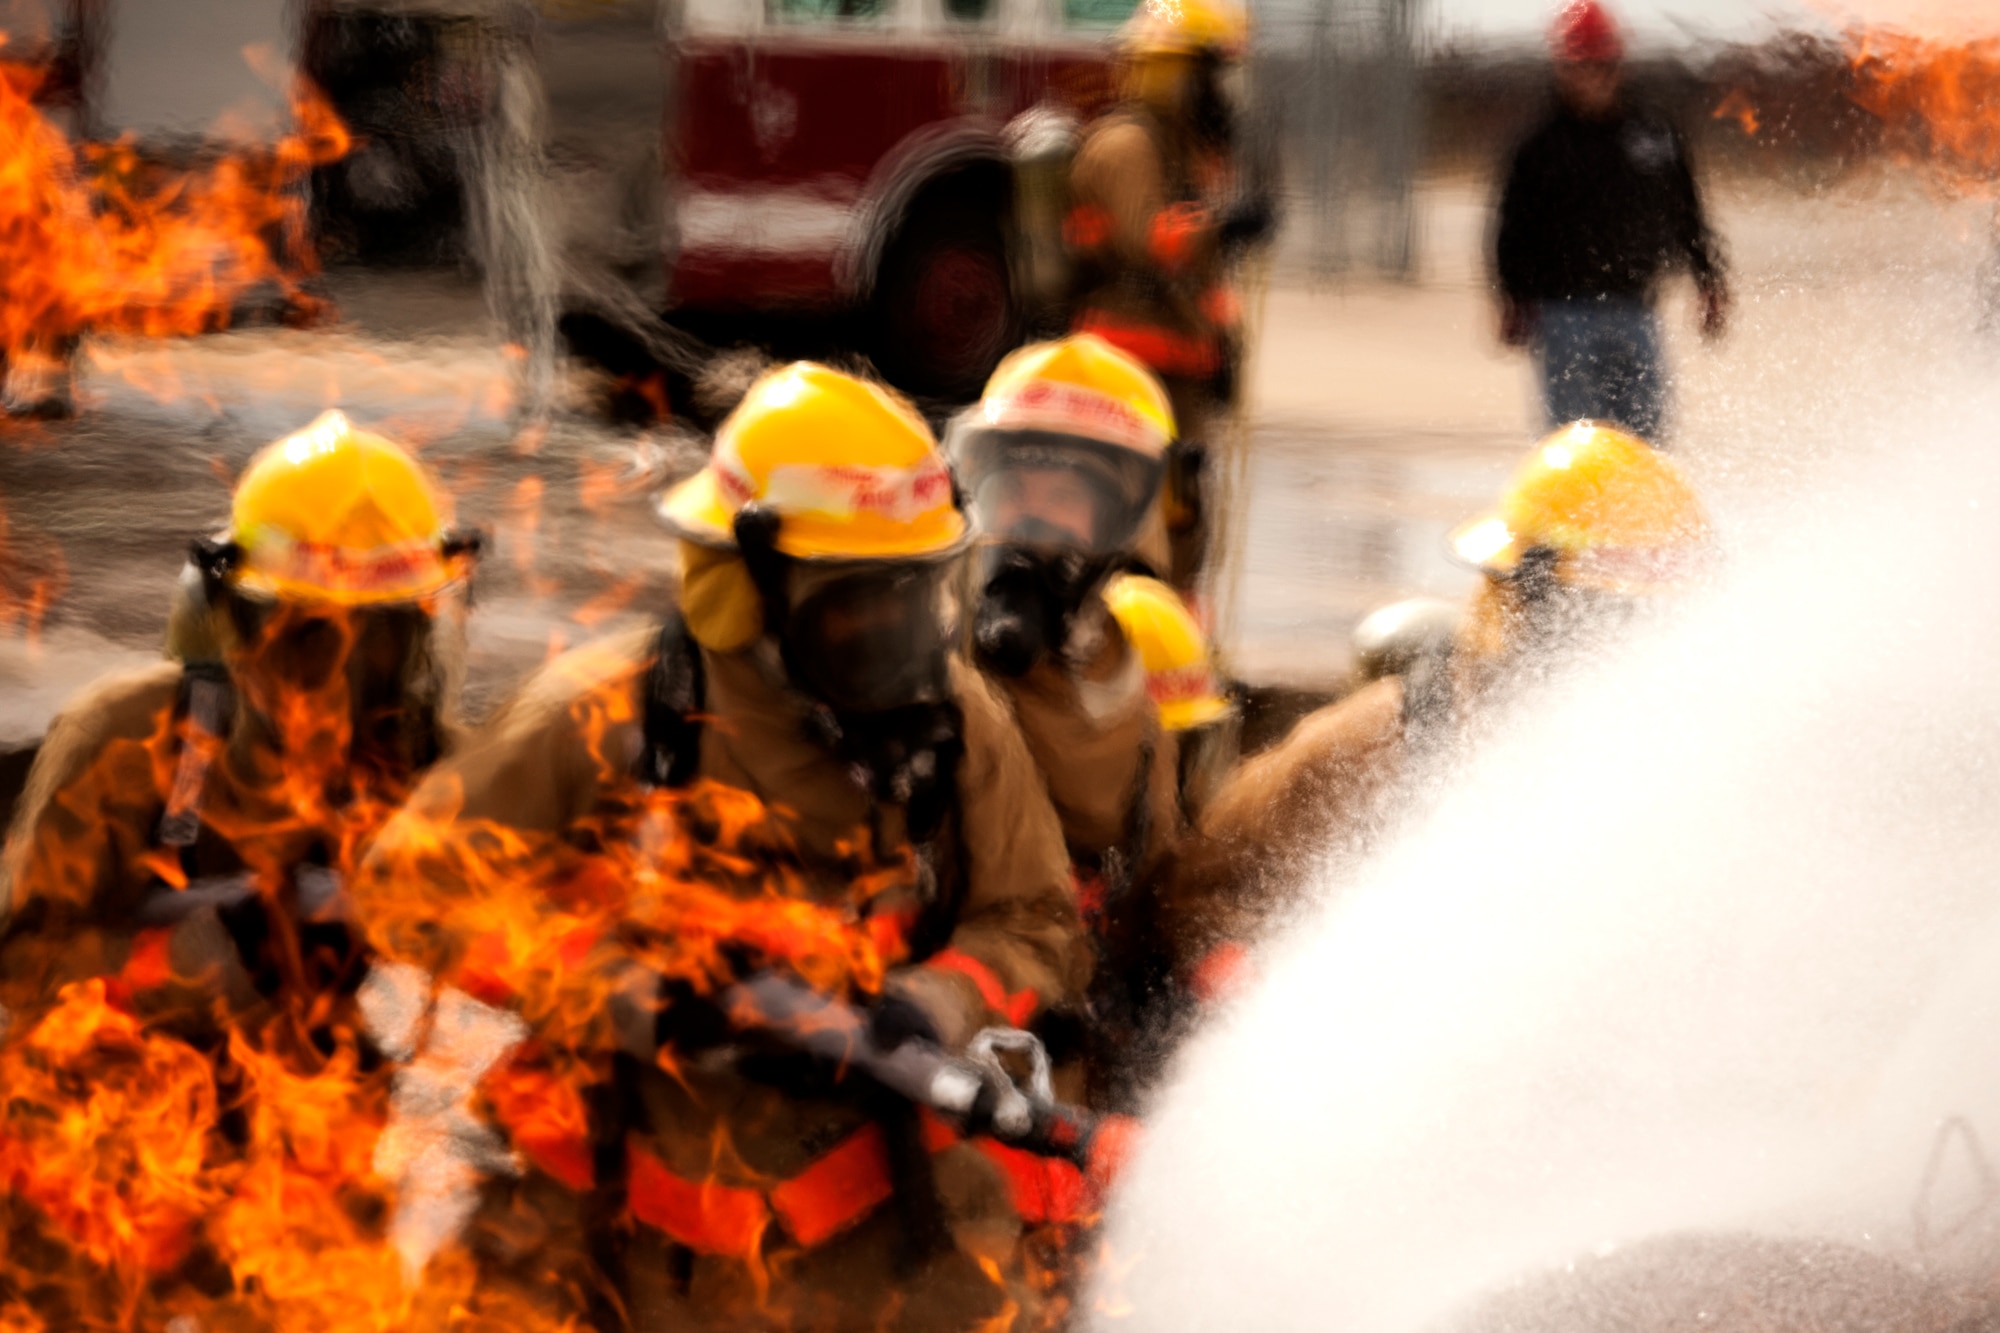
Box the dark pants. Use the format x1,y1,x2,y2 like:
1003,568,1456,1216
1535,297,1667,442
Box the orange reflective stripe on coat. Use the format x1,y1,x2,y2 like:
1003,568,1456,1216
628,1139,770,1257
630,1112,965,1254
1147,202,1209,272
1073,313,1223,380
977,1139,1090,1227
926,946,1040,1026
769,1122,898,1248
976,1113,1144,1226
1065,203,1114,251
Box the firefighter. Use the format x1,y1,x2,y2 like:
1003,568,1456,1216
0,412,476,1328
351,363,1088,1333
1162,421,1714,983
0,408,477,1030
946,336,1185,922
1102,571,1238,826
1066,0,1272,590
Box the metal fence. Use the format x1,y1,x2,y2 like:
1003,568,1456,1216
1253,0,1426,281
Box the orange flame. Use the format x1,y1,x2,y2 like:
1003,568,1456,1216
0,982,221,1286
0,497,65,641
1712,88,1762,137
0,597,589,1330
0,42,350,368
5,594,997,1328
1847,30,2000,187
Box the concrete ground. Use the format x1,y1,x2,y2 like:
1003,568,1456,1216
2,165,1994,763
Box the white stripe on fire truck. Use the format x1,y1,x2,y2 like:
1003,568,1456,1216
677,188,858,257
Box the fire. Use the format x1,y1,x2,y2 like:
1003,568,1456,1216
0,40,350,371
1711,89,1761,137
0,599,482,1329
3,584,1053,1327
343,651,927,1319
1846,30,2000,186
0,982,222,1289
0,499,64,641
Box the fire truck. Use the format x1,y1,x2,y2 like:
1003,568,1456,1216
298,0,1138,400
19,0,1139,403
661,0,1133,398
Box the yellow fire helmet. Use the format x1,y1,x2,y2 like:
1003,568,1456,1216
1104,573,1233,732
1447,421,1713,595
660,362,968,562
228,410,465,606
946,334,1175,557
1121,0,1251,58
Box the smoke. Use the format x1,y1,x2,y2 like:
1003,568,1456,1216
1094,367,2000,1329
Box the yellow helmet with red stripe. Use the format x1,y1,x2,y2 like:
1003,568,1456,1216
228,410,464,606
977,334,1176,453
947,335,1174,558
660,362,968,561
1447,422,1712,595
1104,573,1232,731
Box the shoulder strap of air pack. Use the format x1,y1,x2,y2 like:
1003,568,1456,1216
637,610,707,789
155,660,235,853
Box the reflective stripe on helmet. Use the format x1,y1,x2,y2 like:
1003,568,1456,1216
979,378,1169,459
723,456,957,528
1147,661,1221,711
237,529,450,602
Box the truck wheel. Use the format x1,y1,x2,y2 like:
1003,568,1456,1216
870,197,1018,402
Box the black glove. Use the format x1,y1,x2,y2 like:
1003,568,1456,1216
869,993,942,1052
1218,194,1277,255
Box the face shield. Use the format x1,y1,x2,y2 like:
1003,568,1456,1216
226,594,456,777
949,426,1165,560
948,424,1166,678
781,560,959,716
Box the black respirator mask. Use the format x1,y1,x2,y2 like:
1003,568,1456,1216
972,541,1119,679
734,505,965,837
946,426,1164,678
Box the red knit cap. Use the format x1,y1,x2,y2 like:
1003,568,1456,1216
1550,0,1624,63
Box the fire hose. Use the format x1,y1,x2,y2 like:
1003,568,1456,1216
139,881,1137,1195
717,970,1128,1174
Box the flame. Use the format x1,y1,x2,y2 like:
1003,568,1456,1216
503,475,560,600
1846,30,2000,187
0,497,64,641
1712,88,1762,137
0,982,222,1286
0,602,496,1329
0,42,351,370
570,574,645,630
5,590,1013,1327
344,650,928,1320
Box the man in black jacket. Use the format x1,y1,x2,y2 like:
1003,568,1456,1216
1493,0,1728,441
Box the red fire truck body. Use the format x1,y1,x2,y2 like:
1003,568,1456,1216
665,0,1130,394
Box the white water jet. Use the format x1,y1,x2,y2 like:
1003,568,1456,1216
1096,372,2000,1329
462,13,562,423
